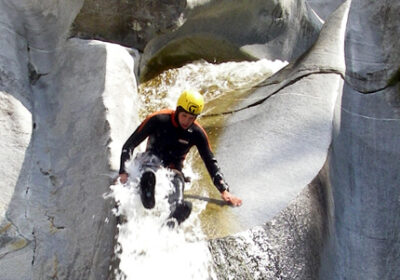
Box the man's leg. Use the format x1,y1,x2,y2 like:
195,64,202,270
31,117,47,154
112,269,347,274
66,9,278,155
138,153,161,209
167,171,192,226
140,168,156,209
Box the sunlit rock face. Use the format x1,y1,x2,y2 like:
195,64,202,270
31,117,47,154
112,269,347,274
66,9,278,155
139,0,323,82
0,37,139,280
0,1,83,278
212,2,349,278
0,0,139,278
212,0,400,278
0,0,84,74
318,0,400,279
0,0,84,200
71,0,186,51
307,0,346,20
210,178,327,279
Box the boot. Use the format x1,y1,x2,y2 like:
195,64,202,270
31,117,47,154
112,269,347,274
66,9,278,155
167,201,192,227
140,169,156,209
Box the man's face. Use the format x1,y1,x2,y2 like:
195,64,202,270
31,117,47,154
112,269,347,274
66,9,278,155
178,111,197,130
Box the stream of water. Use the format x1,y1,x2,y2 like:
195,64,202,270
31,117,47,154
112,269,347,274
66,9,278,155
109,58,287,279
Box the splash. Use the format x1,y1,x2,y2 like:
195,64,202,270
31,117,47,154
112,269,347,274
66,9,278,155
138,59,288,116
108,59,288,278
109,158,215,280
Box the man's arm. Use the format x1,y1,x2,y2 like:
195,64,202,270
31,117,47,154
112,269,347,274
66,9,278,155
195,125,242,206
212,171,242,206
118,116,155,180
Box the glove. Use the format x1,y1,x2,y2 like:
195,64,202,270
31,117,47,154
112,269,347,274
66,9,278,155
213,172,230,193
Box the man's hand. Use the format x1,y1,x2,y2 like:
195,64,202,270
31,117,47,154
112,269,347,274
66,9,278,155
221,190,242,207
118,173,129,184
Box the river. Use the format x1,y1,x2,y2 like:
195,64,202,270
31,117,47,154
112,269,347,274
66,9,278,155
110,58,287,280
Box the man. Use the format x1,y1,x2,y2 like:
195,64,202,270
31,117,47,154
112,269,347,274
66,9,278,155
118,90,242,225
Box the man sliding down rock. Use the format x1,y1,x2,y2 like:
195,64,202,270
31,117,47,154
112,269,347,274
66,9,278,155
118,90,242,226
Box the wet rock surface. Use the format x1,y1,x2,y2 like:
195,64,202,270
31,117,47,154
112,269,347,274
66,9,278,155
139,0,323,81
71,0,186,51
209,178,326,280
318,2,400,278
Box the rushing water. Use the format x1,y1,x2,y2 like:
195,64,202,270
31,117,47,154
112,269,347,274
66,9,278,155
110,159,214,280
109,58,287,279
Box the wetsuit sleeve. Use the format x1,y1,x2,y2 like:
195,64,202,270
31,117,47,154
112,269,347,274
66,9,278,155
195,126,230,193
119,116,155,174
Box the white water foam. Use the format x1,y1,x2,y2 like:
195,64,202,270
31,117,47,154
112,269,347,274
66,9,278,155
139,59,288,114
109,158,215,280
108,59,288,279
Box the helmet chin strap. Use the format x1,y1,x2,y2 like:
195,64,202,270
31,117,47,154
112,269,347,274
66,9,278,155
175,107,185,129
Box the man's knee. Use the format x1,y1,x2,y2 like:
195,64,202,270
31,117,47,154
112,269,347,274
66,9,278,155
168,170,185,204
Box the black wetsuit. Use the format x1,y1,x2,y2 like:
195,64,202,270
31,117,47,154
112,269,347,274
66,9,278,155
119,109,229,193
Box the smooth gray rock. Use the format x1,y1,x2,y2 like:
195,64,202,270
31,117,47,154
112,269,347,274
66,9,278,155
0,33,32,221
319,1,400,279
139,0,323,81
344,0,400,93
306,0,346,20
0,3,35,279
21,39,138,279
0,0,84,74
0,26,139,280
0,0,141,277
71,0,186,51
210,177,327,279
207,2,350,278
215,0,350,233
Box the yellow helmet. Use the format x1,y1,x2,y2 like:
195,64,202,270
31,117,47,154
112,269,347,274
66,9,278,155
176,90,204,115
